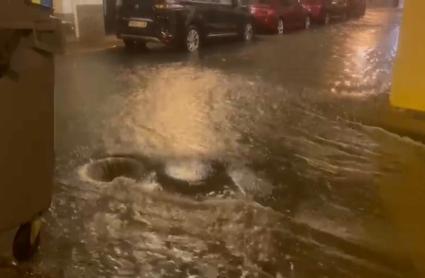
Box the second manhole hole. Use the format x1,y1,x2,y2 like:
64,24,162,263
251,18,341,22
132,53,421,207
82,157,148,183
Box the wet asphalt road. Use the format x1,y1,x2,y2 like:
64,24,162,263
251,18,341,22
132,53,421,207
3,7,425,278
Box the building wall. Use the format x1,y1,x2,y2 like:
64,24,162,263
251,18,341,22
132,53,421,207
53,0,72,14
53,0,105,41
76,3,105,41
53,0,102,14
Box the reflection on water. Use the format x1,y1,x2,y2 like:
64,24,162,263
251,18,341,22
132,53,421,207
326,11,400,98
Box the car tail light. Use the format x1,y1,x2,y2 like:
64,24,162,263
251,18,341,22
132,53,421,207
154,0,183,9
301,4,311,11
250,6,270,15
267,8,275,15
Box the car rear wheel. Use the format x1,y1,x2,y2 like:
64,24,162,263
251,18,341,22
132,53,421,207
322,12,331,25
241,22,254,42
277,18,284,35
185,26,201,52
341,11,348,21
304,16,311,30
358,6,366,17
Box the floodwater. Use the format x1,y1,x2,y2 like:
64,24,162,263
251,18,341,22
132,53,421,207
3,7,424,278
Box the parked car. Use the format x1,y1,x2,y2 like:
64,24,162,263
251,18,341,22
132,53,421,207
347,0,366,18
245,0,310,34
116,0,254,52
301,0,365,25
301,0,328,24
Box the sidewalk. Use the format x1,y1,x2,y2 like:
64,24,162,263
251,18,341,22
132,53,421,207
356,98,425,143
64,35,122,55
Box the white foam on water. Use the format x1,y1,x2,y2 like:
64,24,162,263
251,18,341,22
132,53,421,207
164,159,213,183
227,164,274,197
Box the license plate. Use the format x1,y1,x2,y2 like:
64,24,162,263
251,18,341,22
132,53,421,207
128,21,147,28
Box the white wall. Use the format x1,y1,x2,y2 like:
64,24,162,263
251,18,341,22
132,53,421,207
53,0,104,38
54,0,102,14
76,0,103,4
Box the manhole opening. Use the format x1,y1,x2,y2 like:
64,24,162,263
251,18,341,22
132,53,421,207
156,160,235,195
84,157,147,183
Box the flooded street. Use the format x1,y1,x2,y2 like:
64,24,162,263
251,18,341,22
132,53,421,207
4,7,424,277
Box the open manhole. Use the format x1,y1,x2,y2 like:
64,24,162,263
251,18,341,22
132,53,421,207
81,157,148,183
156,159,235,195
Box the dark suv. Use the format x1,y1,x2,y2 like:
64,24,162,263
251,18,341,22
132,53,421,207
116,0,254,52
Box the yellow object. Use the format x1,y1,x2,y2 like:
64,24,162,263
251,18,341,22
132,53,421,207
390,1,425,112
387,2,425,275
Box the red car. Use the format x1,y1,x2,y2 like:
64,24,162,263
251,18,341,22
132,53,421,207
347,0,366,17
301,0,366,25
247,0,310,34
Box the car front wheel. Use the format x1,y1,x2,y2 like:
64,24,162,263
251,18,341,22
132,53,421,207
322,12,331,25
185,25,201,53
304,16,311,29
277,18,284,35
241,22,254,42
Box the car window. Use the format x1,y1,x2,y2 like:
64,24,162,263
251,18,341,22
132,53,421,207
240,0,252,5
281,0,294,6
257,0,273,4
186,0,232,4
219,0,232,5
240,0,271,5
302,0,320,4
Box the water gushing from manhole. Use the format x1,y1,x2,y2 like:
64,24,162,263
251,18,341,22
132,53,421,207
157,159,235,195
164,160,213,183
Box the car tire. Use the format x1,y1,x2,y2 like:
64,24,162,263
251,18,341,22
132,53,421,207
304,16,311,30
277,18,284,35
358,6,366,17
184,25,201,53
240,22,254,42
322,12,331,25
